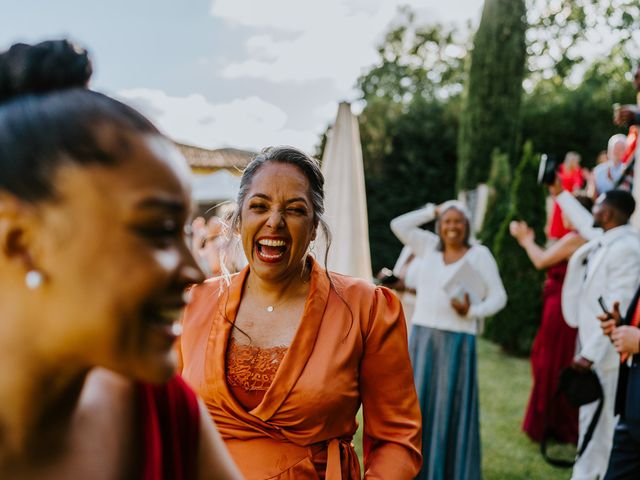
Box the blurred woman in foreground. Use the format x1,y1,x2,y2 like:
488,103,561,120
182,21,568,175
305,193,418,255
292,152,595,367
180,146,422,479
391,201,507,480
0,40,240,479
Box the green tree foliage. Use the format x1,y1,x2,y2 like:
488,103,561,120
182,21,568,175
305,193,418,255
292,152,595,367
521,57,635,167
363,96,460,272
351,10,468,273
457,0,527,191
485,141,546,355
357,7,468,106
313,2,638,302
526,0,640,84
478,149,512,249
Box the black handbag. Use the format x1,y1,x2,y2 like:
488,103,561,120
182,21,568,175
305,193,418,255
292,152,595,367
541,367,604,468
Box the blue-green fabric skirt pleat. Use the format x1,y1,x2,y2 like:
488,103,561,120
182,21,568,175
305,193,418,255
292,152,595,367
409,325,481,480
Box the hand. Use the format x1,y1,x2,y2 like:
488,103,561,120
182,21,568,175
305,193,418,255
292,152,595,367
547,175,563,197
599,301,621,338
571,355,593,372
451,293,470,316
386,278,407,291
614,105,639,126
509,220,534,245
611,326,640,355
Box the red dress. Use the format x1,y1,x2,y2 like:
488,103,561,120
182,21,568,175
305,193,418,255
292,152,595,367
138,375,200,479
549,165,585,239
523,262,579,443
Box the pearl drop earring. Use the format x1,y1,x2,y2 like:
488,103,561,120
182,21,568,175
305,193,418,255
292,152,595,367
25,270,44,290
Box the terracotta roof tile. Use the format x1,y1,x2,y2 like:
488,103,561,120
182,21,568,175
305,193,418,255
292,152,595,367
175,142,255,169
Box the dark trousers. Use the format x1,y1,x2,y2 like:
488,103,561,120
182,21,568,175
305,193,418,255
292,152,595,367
604,421,640,480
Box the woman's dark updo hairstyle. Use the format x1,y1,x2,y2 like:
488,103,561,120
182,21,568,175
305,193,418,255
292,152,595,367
0,40,92,100
0,39,159,202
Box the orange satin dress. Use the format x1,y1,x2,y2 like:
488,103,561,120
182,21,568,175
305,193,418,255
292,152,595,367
179,259,422,479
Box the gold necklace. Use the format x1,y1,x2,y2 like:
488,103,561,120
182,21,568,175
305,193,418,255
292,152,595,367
250,264,310,313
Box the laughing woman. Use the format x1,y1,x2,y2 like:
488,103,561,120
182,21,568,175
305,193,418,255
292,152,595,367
0,40,241,479
391,202,507,480
179,146,422,479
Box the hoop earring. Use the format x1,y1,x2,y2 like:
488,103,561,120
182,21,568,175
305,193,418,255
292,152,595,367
25,270,44,290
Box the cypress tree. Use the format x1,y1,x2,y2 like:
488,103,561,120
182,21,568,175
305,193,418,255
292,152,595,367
478,149,512,248
484,141,546,355
457,0,527,192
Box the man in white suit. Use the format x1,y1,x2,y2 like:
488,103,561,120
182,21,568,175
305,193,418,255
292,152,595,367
553,186,640,480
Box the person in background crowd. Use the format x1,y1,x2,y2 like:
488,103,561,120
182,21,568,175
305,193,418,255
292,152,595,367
392,245,419,326
600,283,640,479
180,146,422,479
613,64,640,127
611,64,640,194
191,216,246,277
548,151,587,240
0,40,241,479
391,201,507,480
510,195,594,445
375,245,419,327
592,135,628,196
551,182,640,480
596,150,609,165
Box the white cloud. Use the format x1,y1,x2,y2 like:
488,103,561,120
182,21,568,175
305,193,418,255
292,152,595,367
117,88,318,152
211,0,355,32
211,0,482,90
313,101,342,127
119,2,483,152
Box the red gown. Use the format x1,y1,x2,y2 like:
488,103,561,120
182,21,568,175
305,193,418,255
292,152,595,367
523,262,579,443
139,375,200,480
548,165,585,239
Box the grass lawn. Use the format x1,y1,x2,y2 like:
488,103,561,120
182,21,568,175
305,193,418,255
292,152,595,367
354,337,573,479
478,338,571,480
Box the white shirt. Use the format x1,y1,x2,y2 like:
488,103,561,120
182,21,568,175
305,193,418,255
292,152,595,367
562,223,640,368
593,160,624,195
390,204,507,335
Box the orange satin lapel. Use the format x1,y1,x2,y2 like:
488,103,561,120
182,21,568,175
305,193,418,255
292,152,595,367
204,267,269,428
180,259,422,479
252,260,330,421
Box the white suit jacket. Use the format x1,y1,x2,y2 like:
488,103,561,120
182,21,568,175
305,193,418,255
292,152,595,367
562,224,640,370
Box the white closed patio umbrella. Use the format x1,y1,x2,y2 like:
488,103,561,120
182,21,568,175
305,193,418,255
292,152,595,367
316,102,372,280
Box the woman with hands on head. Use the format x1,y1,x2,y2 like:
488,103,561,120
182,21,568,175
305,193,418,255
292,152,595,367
179,146,422,479
390,200,506,480
0,39,241,479
510,194,593,445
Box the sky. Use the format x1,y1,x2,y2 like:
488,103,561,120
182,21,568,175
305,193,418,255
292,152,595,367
1,0,484,153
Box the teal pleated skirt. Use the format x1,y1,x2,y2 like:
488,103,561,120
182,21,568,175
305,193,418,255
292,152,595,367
409,325,481,480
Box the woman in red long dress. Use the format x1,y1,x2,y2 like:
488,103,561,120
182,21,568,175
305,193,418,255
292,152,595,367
548,152,586,239
510,196,593,443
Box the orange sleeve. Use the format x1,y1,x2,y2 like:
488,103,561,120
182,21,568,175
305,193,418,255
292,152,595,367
359,287,422,479
175,336,184,374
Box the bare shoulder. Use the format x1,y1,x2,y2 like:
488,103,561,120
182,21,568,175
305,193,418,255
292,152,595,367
80,368,136,413
559,232,586,249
